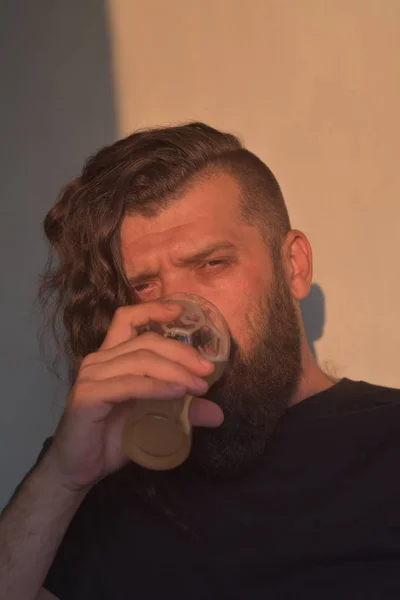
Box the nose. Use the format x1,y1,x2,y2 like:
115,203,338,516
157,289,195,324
158,270,203,300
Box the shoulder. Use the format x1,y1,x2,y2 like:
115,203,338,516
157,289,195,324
336,379,400,443
354,379,400,397
295,378,400,435
332,377,400,406
344,378,400,410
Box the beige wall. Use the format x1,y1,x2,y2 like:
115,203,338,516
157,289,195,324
107,0,400,387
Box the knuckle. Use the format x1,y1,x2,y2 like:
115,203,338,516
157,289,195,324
140,331,162,345
113,305,128,321
78,360,97,380
69,379,94,405
80,352,98,368
133,348,154,362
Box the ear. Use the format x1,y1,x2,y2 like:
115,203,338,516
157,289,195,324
281,230,313,300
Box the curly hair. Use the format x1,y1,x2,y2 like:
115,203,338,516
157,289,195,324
39,122,290,382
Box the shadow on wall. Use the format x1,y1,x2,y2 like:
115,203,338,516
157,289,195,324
0,0,116,510
300,283,325,362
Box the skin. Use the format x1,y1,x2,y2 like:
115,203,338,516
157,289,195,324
121,171,334,407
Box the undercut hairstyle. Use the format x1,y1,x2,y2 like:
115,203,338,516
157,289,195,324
40,122,291,381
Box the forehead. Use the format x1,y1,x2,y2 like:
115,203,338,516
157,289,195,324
120,172,247,266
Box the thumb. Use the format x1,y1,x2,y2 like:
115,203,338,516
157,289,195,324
189,398,224,428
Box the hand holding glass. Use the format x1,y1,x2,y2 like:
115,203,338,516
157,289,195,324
122,293,230,470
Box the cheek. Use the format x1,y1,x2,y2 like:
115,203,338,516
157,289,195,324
215,288,263,353
206,264,272,351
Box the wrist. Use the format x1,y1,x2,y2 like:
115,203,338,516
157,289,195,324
30,455,91,505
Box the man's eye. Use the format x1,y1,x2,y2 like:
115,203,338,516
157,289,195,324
200,260,229,271
204,260,225,267
133,283,150,293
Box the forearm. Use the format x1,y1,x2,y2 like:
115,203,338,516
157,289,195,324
0,459,87,600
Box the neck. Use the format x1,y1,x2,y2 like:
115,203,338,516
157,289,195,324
289,335,336,407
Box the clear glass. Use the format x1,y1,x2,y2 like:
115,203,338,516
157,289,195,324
138,293,231,385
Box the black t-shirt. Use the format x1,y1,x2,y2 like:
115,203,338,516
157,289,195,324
43,378,400,599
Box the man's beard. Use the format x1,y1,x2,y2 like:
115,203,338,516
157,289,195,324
186,261,302,476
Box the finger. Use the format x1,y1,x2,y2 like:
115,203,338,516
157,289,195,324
189,398,224,428
74,375,188,408
100,302,182,350
91,332,215,378
81,349,210,397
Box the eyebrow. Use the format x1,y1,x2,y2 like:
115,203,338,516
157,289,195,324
127,241,237,285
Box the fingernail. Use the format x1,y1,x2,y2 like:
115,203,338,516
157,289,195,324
193,377,209,393
168,383,186,393
198,357,213,368
164,302,181,311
